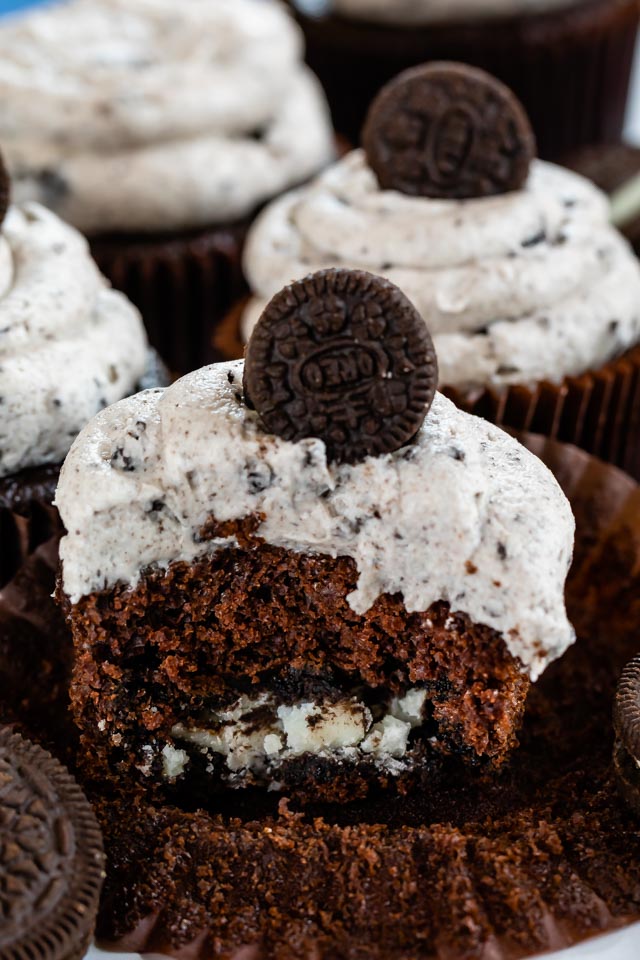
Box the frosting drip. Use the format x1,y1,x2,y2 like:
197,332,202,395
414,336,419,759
242,151,640,389
0,202,149,477
0,0,334,233
56,360,575,680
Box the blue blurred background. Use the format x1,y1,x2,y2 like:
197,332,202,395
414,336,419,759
0,0,53,13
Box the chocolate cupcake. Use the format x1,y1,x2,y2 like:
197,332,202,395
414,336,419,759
564,141,640,257
0,0,335,374
92,437,640,958
0,162,164,744
56,270,575,806
287,0,640,161
235,65,640,477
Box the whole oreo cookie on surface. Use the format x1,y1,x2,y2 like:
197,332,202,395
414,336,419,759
243,269,438,464
362,61,536,200
613,656,640,816
0,727,105,960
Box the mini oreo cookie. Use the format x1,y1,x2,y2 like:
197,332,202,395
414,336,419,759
362,62,536,200
613,656,640,816
243,269,437,464
0,727,105,960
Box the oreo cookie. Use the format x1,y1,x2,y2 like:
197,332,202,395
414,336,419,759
243,269,437,464
362,61,536,200
0,727,105,960
613,656,640,816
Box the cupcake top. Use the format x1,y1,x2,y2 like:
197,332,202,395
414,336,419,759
0,201,149,478
242,149,640,389
56,358,575,680
0,0,334,234
312,0,587,24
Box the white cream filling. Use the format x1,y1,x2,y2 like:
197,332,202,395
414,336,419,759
166,688,428,782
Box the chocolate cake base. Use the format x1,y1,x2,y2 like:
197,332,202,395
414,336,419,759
289,0,639,160
68,529,529,803
92,438,640,958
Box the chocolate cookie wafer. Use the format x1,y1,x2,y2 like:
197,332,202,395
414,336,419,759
613,656,640,815
362,62,535,200
0,728,105,960
244,268,438,463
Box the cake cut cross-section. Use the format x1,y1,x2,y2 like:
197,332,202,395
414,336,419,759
56,272,576,803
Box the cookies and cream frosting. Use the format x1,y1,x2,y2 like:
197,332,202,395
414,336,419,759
0,202,149,478
302,0,586,24
56,360,575,680
242,151,640,389
0,0,334,234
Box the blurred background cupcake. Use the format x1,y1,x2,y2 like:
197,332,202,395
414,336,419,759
563,141,640,256
0,154,164,748
287,0,640,160
0,0,335,374
225,64,640,478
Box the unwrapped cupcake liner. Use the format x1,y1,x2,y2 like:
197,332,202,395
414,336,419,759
92,222,250,376
0,468,72,747
290,0,639,160
93,436,640,959
0,468,61,590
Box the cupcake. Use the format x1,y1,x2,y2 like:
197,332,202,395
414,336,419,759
234,64,640,477
0,155,164,743
563,142,640,257
287,0,640,160
56,269,575,805
93,435,640,958
0,0,335,374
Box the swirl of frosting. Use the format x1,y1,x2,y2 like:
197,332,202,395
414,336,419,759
56,360,575,680
0,202,149,478
0,0,334,234
242,150,640,389
304,0,586,25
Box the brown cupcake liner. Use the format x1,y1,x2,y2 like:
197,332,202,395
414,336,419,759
0,467,73,749
91,220,250,377
289,0,639,160
445,344,640,481
0,465,62,590
93,436,640,958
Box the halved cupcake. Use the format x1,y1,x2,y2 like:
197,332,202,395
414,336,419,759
57,269,575,804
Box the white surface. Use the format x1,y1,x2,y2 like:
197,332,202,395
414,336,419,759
86,922,640,959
